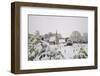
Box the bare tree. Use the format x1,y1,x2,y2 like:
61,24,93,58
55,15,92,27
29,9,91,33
70,31,82,43
82,32,88,43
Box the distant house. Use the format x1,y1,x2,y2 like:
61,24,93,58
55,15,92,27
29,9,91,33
43,31,62,45
59,38,65,44
42,31,73,46
49,31,60,45
49,36,57,45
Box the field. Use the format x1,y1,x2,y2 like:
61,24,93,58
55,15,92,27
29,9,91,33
28,38,88,61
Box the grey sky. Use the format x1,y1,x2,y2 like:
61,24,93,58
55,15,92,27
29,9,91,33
28,15,88,37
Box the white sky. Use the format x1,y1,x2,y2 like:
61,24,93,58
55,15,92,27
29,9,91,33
28,15,88,37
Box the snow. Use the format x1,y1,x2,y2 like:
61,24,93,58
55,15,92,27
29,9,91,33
28,38,88,61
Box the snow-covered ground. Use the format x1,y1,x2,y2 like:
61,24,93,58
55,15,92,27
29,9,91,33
28,39,88,61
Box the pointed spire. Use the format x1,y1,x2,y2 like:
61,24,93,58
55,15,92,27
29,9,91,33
56,30,57,35
55,30,59,44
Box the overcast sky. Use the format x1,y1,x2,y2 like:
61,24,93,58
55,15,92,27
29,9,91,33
28,15,88,37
